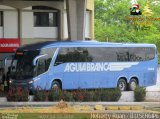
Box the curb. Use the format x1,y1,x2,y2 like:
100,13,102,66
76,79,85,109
0,102,159,108
105,106,145,110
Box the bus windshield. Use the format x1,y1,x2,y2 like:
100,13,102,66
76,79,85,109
10,48,56,80
10,50,40,80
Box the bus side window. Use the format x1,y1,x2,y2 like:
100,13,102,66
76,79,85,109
36,58,46,76
145,47,155,60
129,48,148,61
54,55,65,66
116,48,129,62
54,47,92,65
36,57,51,76
54,48,67,66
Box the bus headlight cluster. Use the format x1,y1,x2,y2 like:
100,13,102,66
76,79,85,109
29,78,40,84
9,79,13,84
28,80,34,84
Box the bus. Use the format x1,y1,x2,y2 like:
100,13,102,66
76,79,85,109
9,41,158,91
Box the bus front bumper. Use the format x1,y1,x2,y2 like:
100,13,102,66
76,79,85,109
9,79,35,92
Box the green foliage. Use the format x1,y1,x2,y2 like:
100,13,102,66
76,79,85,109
134,87,146,102
72,88,121,102
95,0,160,62
72,89,86,101
34,90,48,101
96,88,121,102
48,89,63,101
83,90,98,101
34,89,121,102
99,88,121,101
7,87,29,102
34,89,73,102
62,91,74,101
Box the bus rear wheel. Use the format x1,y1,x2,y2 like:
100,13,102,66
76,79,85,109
51,81,61,90
117,79,127,91
129,78,138,91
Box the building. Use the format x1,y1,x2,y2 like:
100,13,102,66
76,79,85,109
0,0,94,69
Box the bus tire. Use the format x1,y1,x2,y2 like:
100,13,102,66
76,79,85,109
51,81,61,90
117,78,127,91
129,78,138,91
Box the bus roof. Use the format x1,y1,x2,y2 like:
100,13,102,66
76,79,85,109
17,40,156,51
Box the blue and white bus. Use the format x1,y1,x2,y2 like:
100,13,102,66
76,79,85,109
9,41,158,91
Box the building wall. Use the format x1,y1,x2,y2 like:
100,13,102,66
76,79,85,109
0,0,94,72
22,10,33,38
3,11,18,38
63,10,92,39
0,5,18,39
85,11,91,39
63,10,68,39
33,27,58,38
0,0,94,43
86,0,94,39
0,0,64,45
63,0,94,40
87,0,94,10
0,27,3,37
21,8,58,39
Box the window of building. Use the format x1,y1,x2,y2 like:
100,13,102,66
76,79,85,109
34,12,58,27
33,6,58,27
0,11,3,26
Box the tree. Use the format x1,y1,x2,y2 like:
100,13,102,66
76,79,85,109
143,2,153,16
95,0,160,62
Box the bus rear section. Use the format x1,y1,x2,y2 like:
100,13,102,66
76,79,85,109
9,42,158,91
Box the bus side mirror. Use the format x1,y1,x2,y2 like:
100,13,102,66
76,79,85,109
33,59,37,66
33,54,48,66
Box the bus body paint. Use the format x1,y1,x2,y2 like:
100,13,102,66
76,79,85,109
9,41,158,91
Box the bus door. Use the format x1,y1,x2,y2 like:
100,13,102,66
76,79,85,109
33,54,50,89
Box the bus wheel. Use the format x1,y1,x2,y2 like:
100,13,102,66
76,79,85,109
117,79,127,91
129,78,138,91
51,81,61,90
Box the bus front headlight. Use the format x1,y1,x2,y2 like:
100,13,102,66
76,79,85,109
9,79,13,84
29,78,39,84
28,80,33,84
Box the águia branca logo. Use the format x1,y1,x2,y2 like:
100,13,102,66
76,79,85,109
64,62,139,72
